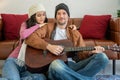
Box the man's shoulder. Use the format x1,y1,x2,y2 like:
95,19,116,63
47,22,55,27
45,23,55,30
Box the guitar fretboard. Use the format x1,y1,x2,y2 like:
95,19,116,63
64,46,109,52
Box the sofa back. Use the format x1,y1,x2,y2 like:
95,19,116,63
0,17,83,41
109,17,120,44
0,17,112,40
0,15,120,44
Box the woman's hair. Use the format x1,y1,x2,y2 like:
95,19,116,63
26,13,48,28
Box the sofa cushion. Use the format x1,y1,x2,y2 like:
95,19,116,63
1,14,28,40
79,15,111,39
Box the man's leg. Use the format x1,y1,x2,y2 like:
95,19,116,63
69,53,109,77
48,59,93,80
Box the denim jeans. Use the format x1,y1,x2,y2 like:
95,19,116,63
2,58,46,80
0,78,8,80
48,53,109,80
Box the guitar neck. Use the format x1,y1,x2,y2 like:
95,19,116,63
64,46,109,52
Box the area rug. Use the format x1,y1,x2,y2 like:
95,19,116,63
95,75,120,80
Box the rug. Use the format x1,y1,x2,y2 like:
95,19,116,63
95,75,120,80
1,75,120,80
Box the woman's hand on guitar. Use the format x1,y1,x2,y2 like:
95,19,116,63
91,46,105,54
47,44,64,56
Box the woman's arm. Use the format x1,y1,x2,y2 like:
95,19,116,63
19,23,39,39
25,24,49,50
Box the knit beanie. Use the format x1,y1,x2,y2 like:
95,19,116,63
28,3,46,18
55,3,70,18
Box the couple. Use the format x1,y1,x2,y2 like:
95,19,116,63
2,3,109,80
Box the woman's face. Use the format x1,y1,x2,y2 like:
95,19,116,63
35,11,46,24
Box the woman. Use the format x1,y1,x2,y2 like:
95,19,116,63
2,3,48,80
2,3,76,80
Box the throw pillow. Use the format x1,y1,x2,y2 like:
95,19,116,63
1,14,28,40
79,15,111,39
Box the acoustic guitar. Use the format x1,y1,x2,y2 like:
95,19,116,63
25,39,120,73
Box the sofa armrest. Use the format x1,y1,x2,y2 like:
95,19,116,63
109,17,120,45
0,40,16,60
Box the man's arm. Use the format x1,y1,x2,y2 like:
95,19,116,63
25,23,64,56
25,25,49,50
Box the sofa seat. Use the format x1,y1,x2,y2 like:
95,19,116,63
94,40,118,59
80,39,118,60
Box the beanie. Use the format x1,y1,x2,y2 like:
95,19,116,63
55,3,70,18
28,3,46,18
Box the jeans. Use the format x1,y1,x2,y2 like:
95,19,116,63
2,58,46,80
0,78,8,80
48,53,109,80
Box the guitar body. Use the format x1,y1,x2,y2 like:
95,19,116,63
25,39,119,73
25,39,73,73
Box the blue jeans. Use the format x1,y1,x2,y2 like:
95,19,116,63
2,58,46,80
48,53,109,80
0,78,8,80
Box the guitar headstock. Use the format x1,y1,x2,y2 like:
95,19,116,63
108,44,120,52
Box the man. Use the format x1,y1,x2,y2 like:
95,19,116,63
25,3,109,80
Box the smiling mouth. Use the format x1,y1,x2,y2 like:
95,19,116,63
59,18,65,20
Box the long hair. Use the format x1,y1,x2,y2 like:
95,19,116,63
26,13,48,28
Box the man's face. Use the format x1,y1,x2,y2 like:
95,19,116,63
56,9,69,25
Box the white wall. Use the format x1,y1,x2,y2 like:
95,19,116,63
0,0,120,18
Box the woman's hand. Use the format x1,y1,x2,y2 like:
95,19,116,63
39,23,47,28
91,46,105,54
46,44,64,56
69,25,77,30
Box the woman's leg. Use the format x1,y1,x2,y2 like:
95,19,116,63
2,58,47,80
48,59,93,80
68,53,109,77
2,58,22,80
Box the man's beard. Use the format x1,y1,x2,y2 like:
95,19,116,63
57,18,67,25
58,21,66,25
